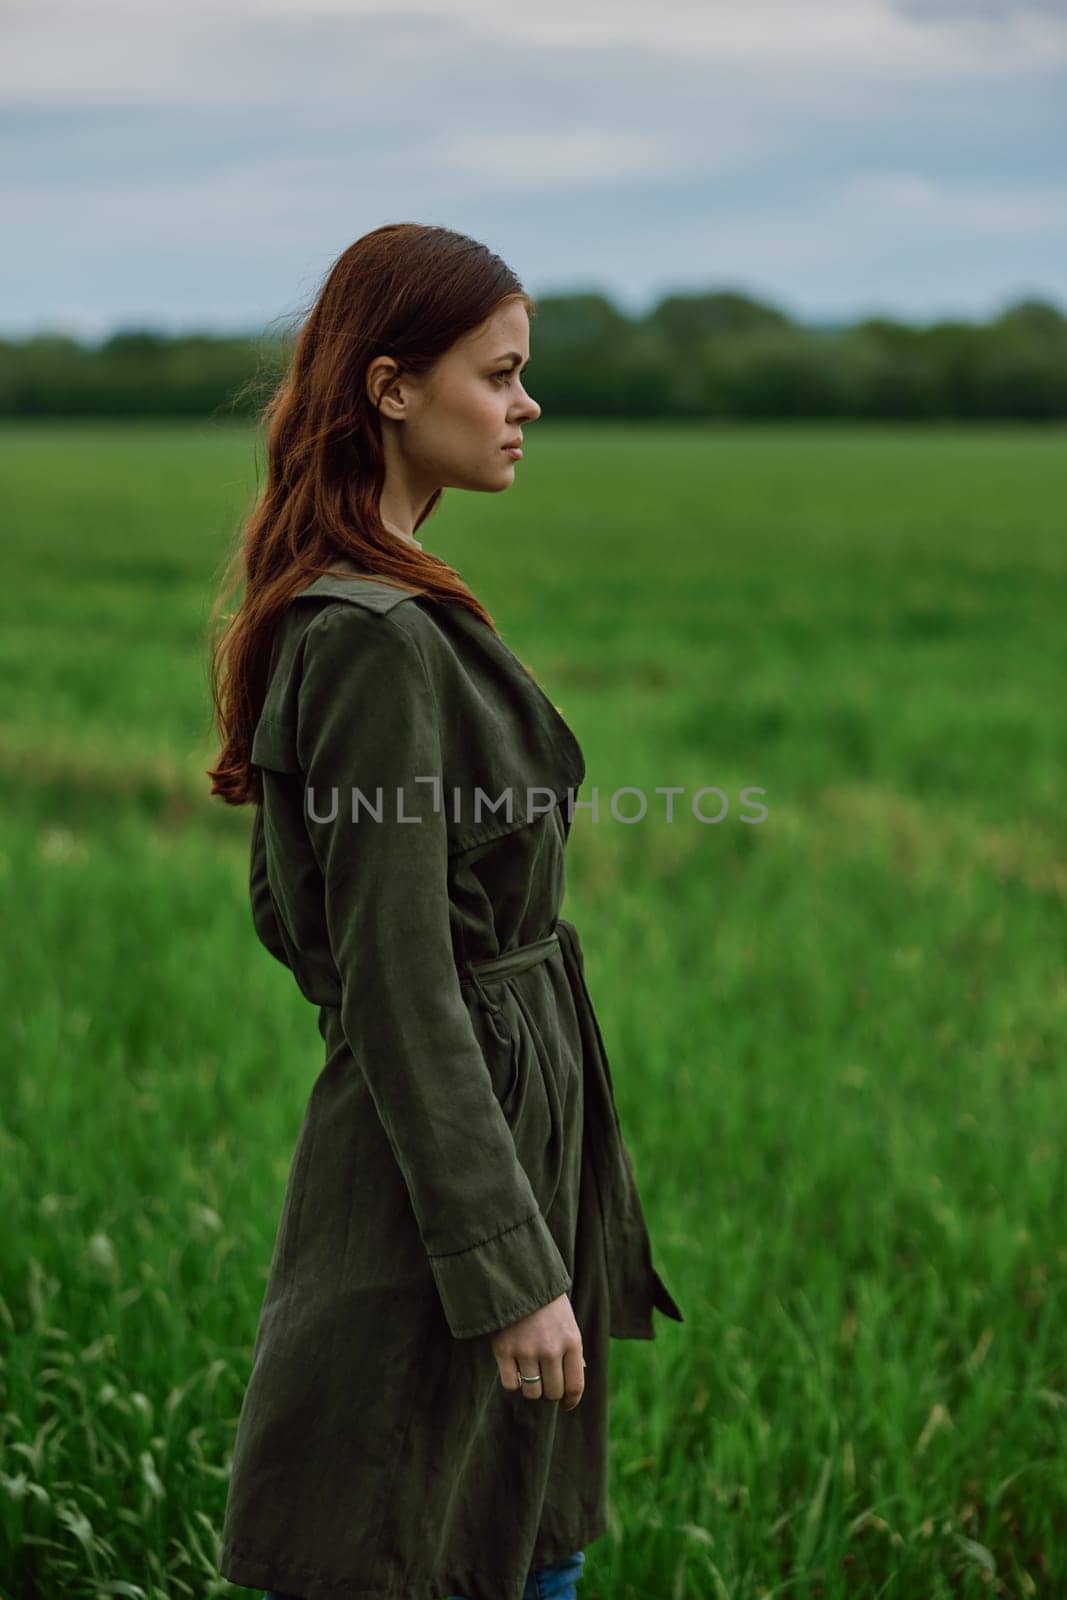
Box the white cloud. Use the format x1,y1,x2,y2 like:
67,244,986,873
425,127,766,189
836,171,1067,233
0,0,1062,329
1,0,1065,109
619,168,1067,319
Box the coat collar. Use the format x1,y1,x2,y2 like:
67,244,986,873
294,559,417,614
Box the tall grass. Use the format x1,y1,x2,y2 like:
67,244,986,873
1,419,1064,1597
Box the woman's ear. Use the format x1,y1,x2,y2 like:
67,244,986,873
366,354,404,416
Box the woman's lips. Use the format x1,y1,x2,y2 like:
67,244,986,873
502,446,523,460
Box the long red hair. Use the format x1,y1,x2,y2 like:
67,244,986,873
206,222,535,806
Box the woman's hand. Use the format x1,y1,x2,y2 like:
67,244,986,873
489,1292,586,1411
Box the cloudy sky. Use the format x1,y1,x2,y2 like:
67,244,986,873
3,0,1065,340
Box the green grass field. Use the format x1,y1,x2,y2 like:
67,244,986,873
1,419,1064,1599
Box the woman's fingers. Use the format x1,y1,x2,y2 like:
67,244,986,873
499,1352,586,1408
488,1295,586,1406
517,1358,547,1401
561,1348,585,1411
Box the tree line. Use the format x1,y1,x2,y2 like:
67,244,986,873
1,291,1064,420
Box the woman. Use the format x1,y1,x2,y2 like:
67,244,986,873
207,223,683,1600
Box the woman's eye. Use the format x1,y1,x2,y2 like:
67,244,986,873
493,369,529,384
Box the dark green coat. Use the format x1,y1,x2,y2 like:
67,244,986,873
218,559,684,1600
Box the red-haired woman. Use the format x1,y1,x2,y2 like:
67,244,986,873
208,223,683,1600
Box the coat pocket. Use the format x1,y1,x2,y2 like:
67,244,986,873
461,981,521,1111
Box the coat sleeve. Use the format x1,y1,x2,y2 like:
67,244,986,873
294,602,573,1339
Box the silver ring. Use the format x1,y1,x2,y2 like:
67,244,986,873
519,1373,542,1383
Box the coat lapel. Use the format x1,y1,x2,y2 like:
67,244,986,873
291,560,587,854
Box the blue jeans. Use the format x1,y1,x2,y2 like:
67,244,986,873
263,1550,585,1600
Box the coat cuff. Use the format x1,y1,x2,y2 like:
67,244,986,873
427,1209,573,1339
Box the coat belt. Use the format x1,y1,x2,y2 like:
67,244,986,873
461,931,561,983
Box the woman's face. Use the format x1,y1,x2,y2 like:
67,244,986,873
373,298,541,498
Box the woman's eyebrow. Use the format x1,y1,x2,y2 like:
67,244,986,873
490,352,529,367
